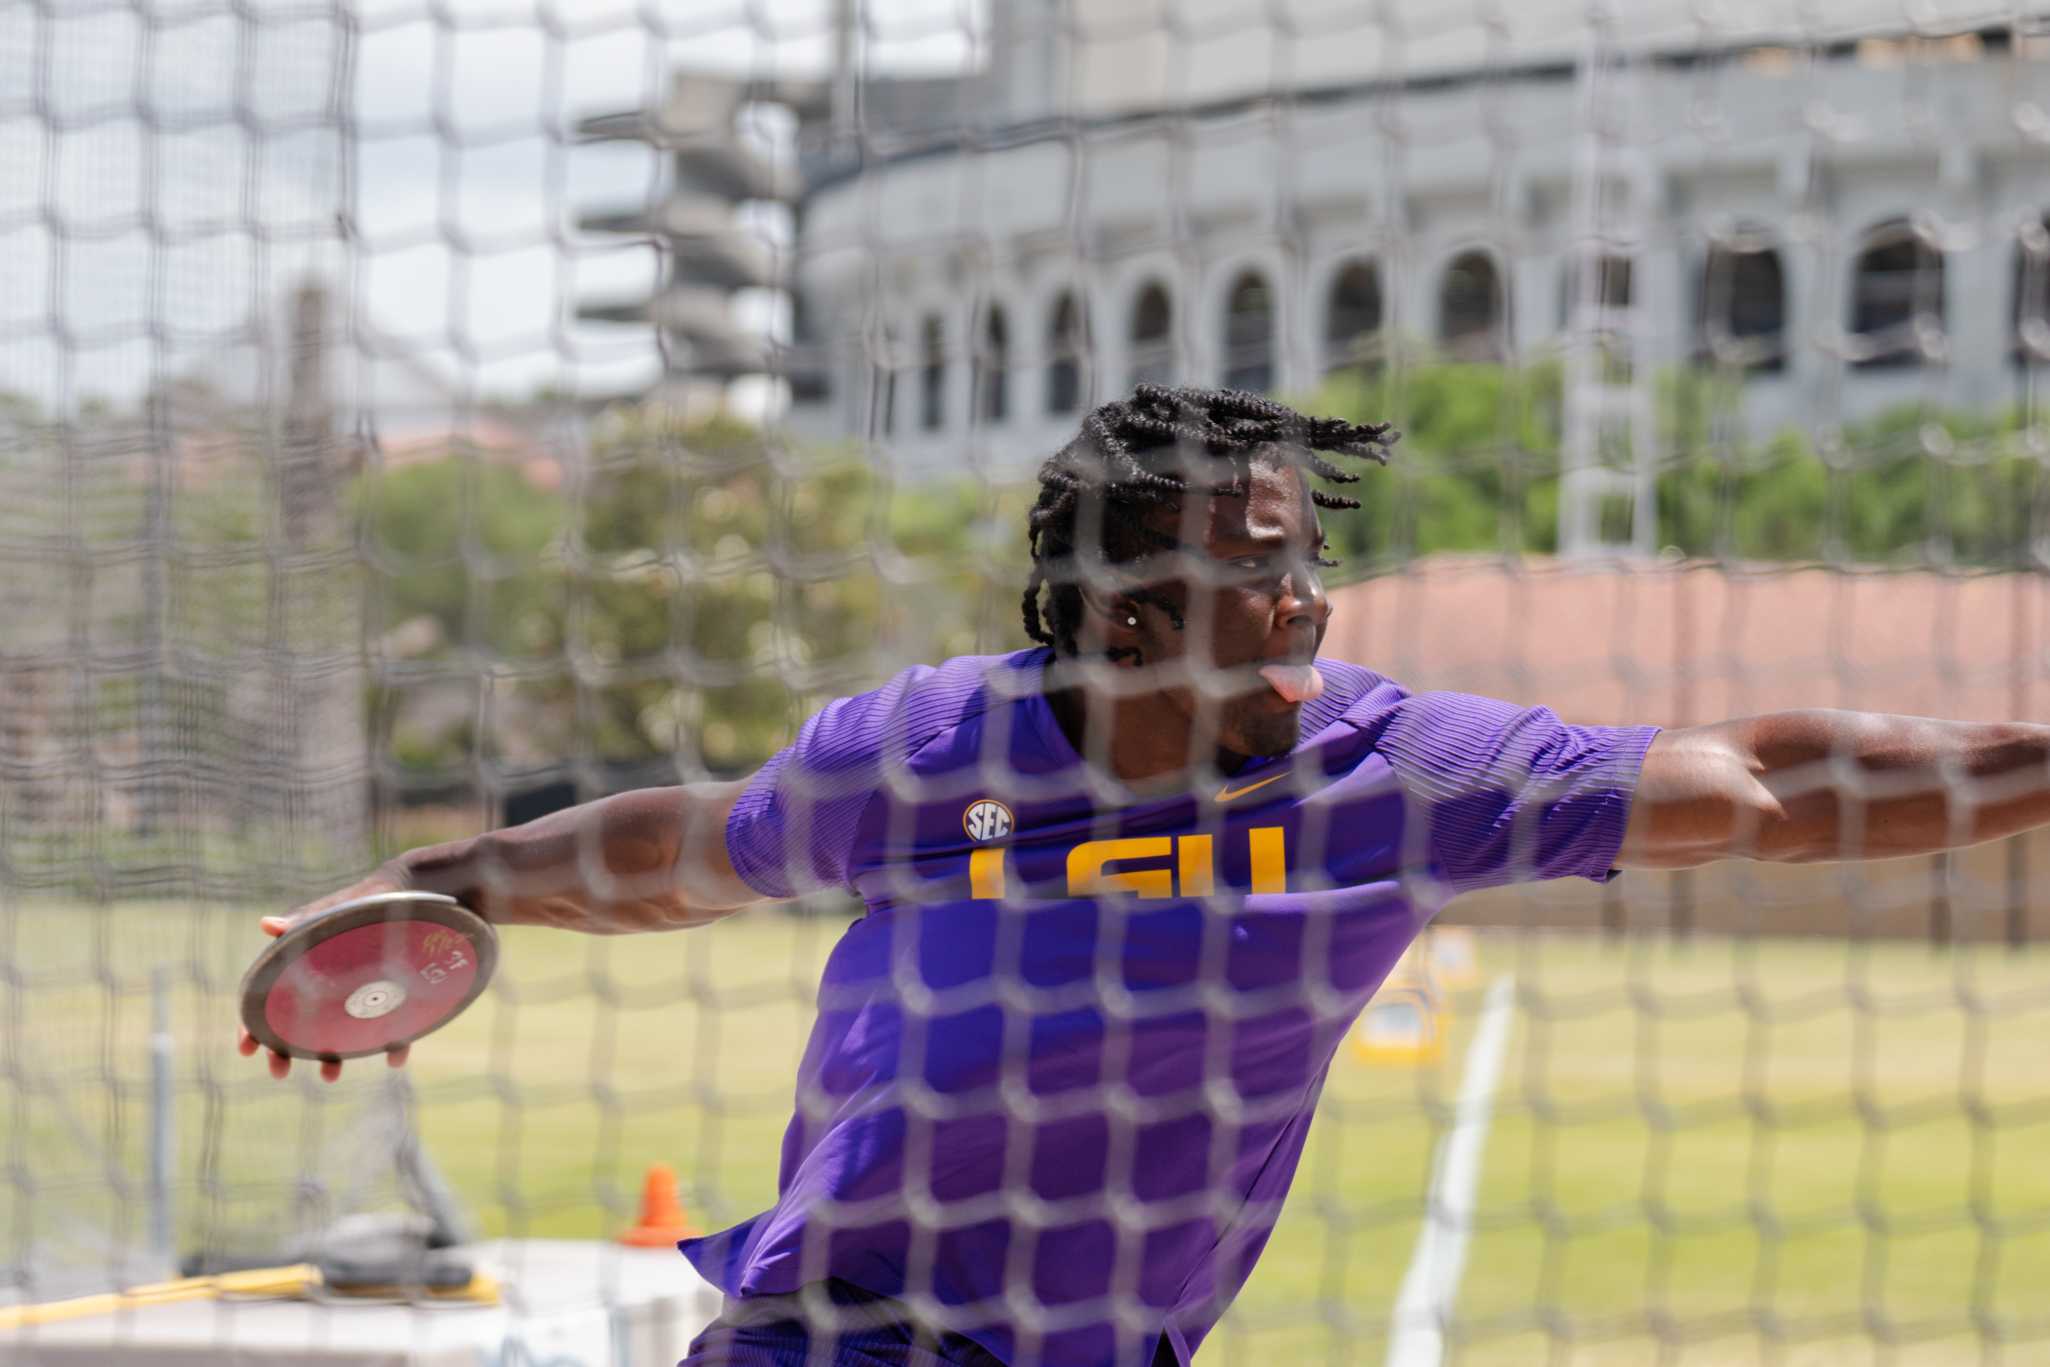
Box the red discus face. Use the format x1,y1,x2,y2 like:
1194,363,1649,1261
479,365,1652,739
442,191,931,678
239,892,498,1061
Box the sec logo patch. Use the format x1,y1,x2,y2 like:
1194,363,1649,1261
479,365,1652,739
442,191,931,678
962,799,1014,843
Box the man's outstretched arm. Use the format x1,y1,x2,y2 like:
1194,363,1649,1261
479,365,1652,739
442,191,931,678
239,780,773,1080
1617,711,2050,869
287,779,772,936
392,780,769,933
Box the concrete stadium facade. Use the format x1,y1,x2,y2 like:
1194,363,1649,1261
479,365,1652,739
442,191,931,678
778,25,2050,486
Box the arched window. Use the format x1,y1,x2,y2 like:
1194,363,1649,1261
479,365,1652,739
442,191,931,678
1849,218,1944,369
1439,250,1506,361
2012,215,2050,366
976,304,1009,424
1324,260,1383,375
1046,292,1084,415
1697,231,1786,372
919,314,945,430
1128,281,1174,390
1222,269,1275,392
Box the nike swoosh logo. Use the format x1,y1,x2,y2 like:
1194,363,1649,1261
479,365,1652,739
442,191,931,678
1214,772,1288,804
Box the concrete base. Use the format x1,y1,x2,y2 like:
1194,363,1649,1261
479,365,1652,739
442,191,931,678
0,1240,722,1367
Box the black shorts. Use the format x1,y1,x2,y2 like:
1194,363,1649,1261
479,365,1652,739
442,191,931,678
679,1278,1006,1366
677,1279,1181,1366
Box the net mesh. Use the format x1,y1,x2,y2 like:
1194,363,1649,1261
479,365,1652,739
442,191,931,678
5,1,2050,1363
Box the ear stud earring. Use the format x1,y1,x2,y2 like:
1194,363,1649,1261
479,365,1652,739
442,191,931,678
1126,616,1139,627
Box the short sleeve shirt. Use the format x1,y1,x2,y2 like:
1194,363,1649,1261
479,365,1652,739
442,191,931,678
689,648,1659,1366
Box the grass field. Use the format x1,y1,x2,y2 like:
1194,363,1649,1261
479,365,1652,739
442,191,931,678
7,899,2050,1364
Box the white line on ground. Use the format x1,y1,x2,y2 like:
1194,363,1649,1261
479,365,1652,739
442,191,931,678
1385,973,1518,1367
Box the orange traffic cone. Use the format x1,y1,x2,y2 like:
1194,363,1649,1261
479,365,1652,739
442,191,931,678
619,1163,696,1247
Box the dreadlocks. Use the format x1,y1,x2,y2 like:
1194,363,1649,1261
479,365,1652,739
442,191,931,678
1022,384,1398,656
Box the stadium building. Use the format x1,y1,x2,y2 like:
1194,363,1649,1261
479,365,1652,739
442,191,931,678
580,2,2050,552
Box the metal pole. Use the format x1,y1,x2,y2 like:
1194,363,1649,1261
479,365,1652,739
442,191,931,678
149,967,175,1264
831,0,857,140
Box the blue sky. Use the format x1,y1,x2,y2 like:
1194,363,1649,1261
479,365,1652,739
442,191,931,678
1,0,984,421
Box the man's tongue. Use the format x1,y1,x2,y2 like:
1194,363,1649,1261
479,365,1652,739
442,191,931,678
1258,662,1325,705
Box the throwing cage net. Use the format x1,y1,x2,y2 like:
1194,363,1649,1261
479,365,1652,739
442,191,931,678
5,1,2050,1362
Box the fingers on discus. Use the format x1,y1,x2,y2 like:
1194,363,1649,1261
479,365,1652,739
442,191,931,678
239,1028,290,1079
386,1044,410,1069
320,1059,343,1084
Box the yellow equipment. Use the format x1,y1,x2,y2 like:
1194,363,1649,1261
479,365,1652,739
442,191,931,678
0,1261,500,1331
1352,931,1464,1065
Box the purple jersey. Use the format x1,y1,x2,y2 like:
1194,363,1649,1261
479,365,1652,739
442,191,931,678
686,648,1657,1365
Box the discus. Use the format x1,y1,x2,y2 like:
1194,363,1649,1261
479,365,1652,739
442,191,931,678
239,891,498,1061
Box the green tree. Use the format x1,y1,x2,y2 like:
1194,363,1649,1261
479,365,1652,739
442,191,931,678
355,454,569,654
1307,358,1564,566
355,413,1033,778
1308,358,2041,571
